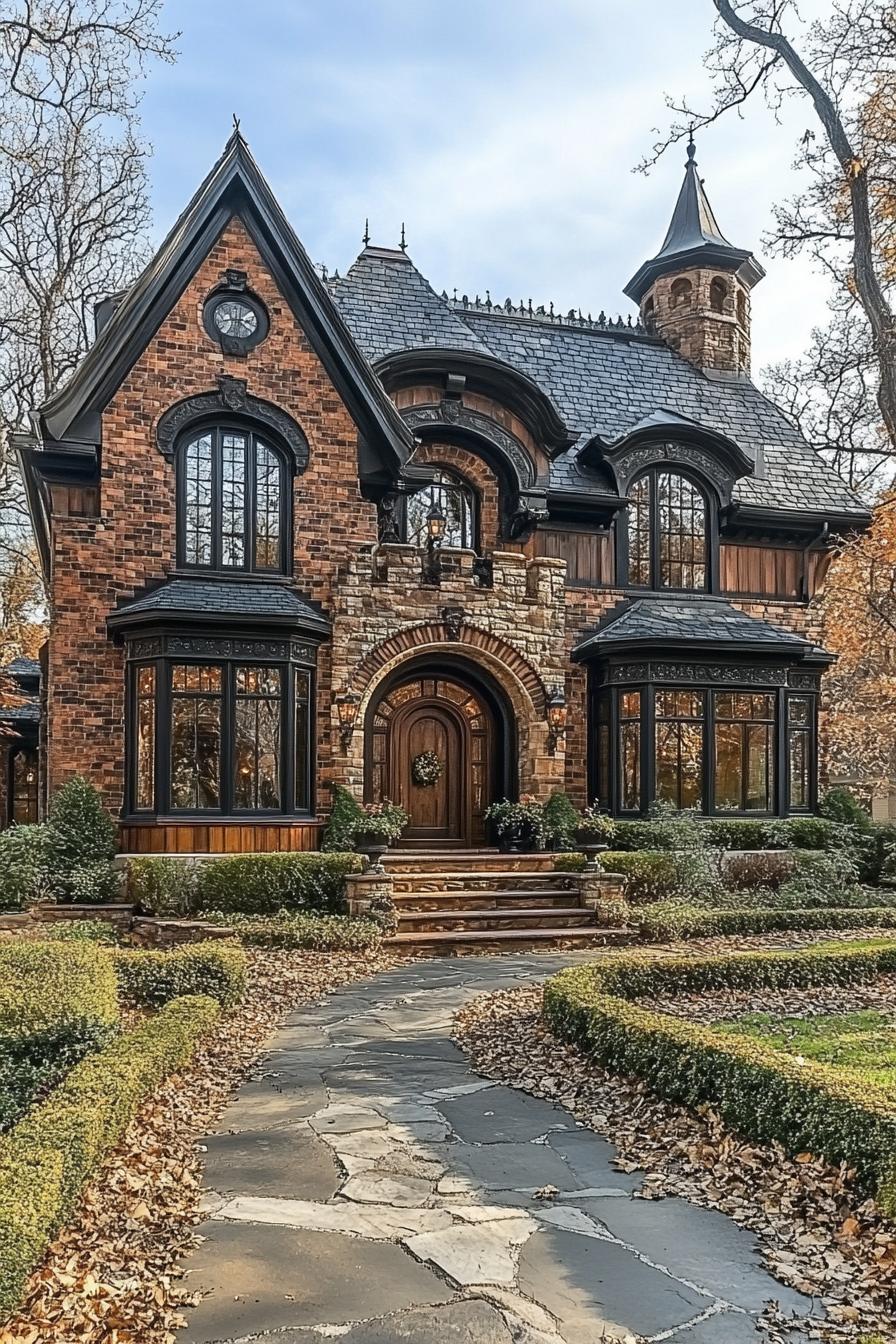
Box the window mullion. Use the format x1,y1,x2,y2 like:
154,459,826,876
211,429,222,570
245,435,255,573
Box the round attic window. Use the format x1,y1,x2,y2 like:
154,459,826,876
203,291,268,353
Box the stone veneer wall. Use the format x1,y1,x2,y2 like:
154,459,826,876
328,544,569,798
644,267,751,375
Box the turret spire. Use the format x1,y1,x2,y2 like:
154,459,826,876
624,136,764,305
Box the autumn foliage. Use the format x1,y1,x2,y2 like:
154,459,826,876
817,491,896,788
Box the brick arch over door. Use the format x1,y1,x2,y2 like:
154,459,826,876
351,621,548,715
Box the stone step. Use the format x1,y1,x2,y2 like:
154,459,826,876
396,907,595,933
385,850,566,875
388,871,576,894
385,925,626,952
392,889,583,912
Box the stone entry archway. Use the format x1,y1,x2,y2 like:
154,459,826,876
366,663,513,848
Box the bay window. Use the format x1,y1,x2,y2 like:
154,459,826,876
126,643,316,817
598,672,818,817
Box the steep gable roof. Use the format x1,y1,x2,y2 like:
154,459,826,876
38,132,414,480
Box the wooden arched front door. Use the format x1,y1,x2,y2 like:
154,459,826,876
368,674,497,848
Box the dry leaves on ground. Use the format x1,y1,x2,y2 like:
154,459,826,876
453,986,896,1344
0,946,400,1344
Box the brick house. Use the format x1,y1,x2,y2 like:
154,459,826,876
10,131,871,855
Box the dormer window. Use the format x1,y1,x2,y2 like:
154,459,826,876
627,469,709,590
178,425,289,573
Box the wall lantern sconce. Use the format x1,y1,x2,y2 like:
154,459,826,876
336,692,360,752
546,686,568,755
422,499,447,584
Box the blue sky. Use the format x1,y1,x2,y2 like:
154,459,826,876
140,0,831,371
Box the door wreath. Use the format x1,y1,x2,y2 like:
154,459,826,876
411,750,444,787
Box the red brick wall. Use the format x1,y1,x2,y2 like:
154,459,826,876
47,215,378,812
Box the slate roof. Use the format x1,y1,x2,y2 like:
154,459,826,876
108,578,330,635
0,701,40,724
329,257,868,521
572,596,818,661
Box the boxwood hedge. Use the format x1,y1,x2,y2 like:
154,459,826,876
128,852,365,917
0,994,218,1319
543,944,896,1213
638,902,896,941
113,940,246,1009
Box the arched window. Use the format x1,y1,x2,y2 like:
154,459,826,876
642,296,656,332
178,426,288,573
670,277,692,309
626,469,709,590
709,277,727,313
736,290,747,327
405,469,476,549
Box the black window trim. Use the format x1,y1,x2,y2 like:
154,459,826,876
202,289,270,353
125,651,316,821
176,421,292,576
590,671,818,819
619,465,718,594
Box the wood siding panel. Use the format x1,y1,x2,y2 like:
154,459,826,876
534,528,615,586
119,822,323,854
720,544,804,598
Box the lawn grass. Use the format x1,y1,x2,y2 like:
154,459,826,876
720,1009,896,1092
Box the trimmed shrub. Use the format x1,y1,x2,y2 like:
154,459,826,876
127,857,201,916
542,792,580,850
702,818,771,851
543,945,896,1213
114,940,246,1009
600,850,723,906
195,851,364,916
44,778,118,903
0,994,218,1318
0,825,53,909
0,942,119,1142
723,850,796,891
638,901,896,942
554,852,587,873
322,784,363,852
0,942,118,1042
819,787,872,831
207,910,383,952
767,816,857,852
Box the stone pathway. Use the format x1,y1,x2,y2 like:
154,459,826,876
181,954,821,1344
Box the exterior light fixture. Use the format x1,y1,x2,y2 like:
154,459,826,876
336,692,360,752
422,499,447,584
546,686,568,755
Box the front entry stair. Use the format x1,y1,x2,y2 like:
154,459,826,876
380,849,628,952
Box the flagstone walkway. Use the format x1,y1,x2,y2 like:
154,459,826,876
180,953,821,1344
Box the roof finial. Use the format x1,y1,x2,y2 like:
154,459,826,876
399,222,407,253
687,126,696,161
362,217,370,247
232,112,241,135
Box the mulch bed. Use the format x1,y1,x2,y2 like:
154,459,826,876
0,946,402,1344
454,985,896,1344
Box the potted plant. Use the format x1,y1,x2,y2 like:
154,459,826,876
352,800,408,871
484,795,546,852
542,791,580,851
574,804,617,869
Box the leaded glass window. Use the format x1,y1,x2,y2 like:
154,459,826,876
179,427,287,572
170,665,222,809
619,690,642,812
788,695,812,812
625,469,709,591
714,692,775,813
135,665,156,811
655,689,705,810
234,666,281,809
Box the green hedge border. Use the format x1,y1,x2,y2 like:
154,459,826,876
0,994,219,1319
543,944,896,1214
113,940,247,1009
0,942,119,1042
638,904,896,941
